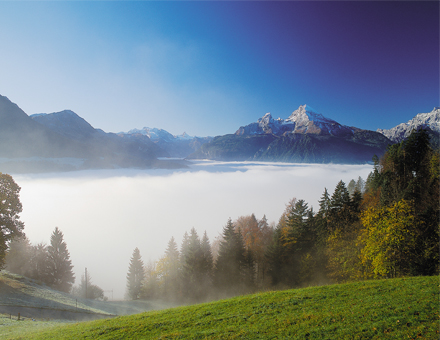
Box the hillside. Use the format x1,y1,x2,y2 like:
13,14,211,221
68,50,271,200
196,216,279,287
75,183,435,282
0,271,169,322
6,275,438,339
188,132,390,164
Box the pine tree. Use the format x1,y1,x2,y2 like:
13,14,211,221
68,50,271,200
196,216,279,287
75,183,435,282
181,228,203,301
30,243,52,284
285,199,314,286
200,231,214,293
179,231,190,268
328,181,353,231
347,179,356,197
258,215,273,287
162,237,180,301
355,176,365,193
126,247,144,300
214,219,245,295
265,225,286,287
47,227,75,293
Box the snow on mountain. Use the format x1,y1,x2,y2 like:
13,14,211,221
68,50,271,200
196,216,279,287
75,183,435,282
124,127,193,141
236,105,353,137
175,132,194,141
377,107,440,142
126,127,176,142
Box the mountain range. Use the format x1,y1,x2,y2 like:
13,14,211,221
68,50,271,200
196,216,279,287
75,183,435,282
0,94,438,173
188,105,439,163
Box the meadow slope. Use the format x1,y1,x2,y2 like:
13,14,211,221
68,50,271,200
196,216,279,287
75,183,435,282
6,275,439,339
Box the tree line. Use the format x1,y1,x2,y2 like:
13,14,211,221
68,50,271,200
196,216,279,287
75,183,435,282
4,226,105,300
4,227,75,293
126,129,439,302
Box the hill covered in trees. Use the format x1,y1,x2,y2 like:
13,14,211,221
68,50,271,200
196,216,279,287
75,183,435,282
128,129,439,303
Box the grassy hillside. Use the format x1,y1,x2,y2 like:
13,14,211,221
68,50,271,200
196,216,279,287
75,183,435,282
6,275,438,339
0,270,172,321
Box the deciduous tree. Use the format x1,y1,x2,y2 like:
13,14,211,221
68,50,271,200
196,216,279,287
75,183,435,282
0,173,24,269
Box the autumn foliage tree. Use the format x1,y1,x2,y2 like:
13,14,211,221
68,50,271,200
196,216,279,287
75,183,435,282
361,199,418,278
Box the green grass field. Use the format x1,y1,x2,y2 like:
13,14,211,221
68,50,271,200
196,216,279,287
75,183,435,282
5,275,439,339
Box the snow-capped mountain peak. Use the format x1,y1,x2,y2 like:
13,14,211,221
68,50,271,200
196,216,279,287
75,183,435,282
236,105,353,137
286,105,337,125
377,107,440,142
175,132,193,140
125,127,175,141
123,127,194,142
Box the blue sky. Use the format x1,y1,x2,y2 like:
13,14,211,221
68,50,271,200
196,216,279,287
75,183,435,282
0,1,438,137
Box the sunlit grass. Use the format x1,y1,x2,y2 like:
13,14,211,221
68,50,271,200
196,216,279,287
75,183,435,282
7,275,439,339
0,313,69,339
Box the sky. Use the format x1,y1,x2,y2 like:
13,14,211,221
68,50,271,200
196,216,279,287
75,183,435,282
0,1,438,136
15,161,373,299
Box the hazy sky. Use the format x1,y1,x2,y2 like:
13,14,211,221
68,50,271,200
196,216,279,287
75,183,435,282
0,1,438,137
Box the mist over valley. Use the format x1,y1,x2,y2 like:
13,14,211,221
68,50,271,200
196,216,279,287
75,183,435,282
15,161,373,299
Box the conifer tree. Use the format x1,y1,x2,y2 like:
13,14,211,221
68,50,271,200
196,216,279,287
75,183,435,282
179,232,190,268
214,219,245,295
47,227,75,293
328,181,354,231
316,188,330,233
162,237,180,301
258,215,273,287
200,231,214,290
181,228,203,301
30,243,52,284
265,225,286,287
126,247,144,300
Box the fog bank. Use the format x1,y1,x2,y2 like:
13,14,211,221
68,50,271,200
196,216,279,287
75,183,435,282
15,161,373,299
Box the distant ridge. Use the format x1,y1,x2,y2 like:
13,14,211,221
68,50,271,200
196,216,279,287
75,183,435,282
0,95,185,173
0,94,437,171
377,107,440,144
188,105,392,164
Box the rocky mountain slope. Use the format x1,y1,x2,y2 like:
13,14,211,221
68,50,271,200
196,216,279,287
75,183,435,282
377,107,440,146
189,105,392,163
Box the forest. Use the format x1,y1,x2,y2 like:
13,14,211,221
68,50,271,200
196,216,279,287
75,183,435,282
1,129,439,304
126,129,439,303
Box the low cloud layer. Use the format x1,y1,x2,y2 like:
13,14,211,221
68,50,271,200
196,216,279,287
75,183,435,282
15,161,373,299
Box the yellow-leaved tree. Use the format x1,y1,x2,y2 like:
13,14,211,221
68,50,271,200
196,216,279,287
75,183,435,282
360,199,418,278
